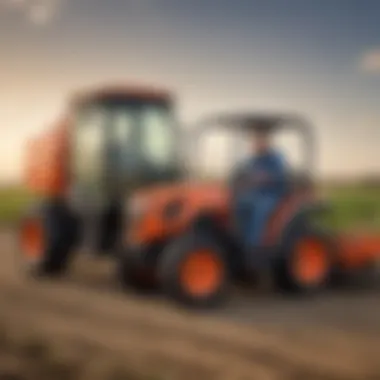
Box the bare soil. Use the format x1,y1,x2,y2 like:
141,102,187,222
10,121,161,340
1,229,380,380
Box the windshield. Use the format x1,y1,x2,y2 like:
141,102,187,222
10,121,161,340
140,105,177,168
72,106,106,187
71,101,178,193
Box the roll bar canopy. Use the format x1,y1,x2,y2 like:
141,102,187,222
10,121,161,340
191,112,316,173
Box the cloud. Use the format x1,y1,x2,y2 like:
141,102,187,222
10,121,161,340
0,0,25,10
361,49,380,74
4,0,25,7
29,0,59,25
1,0,63,26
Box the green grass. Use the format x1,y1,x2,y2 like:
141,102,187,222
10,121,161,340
0,187,35,225
0,184,379,231
321,185,380,230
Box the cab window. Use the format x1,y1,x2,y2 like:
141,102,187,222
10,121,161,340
140,106,175,167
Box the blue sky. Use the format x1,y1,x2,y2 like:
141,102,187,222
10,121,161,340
1,0,379,181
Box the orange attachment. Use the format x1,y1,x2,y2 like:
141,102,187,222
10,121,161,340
292,238,329,285
25,125,69,197
21,220,45,260
337,233,380,269
180,249,224,297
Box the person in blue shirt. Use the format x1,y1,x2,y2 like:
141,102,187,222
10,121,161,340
232,127,288,252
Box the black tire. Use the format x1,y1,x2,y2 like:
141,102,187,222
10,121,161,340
274,226,335,295
158,232,229,308
117,252,158,293
18,200,79,278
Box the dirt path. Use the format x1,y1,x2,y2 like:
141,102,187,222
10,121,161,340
1,229,380,379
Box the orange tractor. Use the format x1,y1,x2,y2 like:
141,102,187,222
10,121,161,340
20,90,380,309
118,113,380,307
20,84,182,276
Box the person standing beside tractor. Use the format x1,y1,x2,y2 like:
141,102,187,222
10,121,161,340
232,126,289,253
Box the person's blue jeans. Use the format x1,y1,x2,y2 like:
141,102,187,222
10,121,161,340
233,192,281,250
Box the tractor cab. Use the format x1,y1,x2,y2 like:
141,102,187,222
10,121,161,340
67,86,184,253
69,86,182,213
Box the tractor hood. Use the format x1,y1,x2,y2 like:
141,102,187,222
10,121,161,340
125,180,230,244
128,180,229,215
125,180,230,239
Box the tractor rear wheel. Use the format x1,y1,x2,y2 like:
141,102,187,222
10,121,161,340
158,233,229,308
274,227,335,294
18,201,79,278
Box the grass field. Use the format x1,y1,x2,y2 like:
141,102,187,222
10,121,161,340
0,187,36,225
0,185,379,230
322,185,380,230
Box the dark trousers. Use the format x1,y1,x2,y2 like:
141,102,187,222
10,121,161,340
233,192,281,250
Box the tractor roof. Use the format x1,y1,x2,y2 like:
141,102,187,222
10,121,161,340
72,84,173,106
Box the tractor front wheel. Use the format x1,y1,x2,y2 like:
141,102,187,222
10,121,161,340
158,233,229,308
